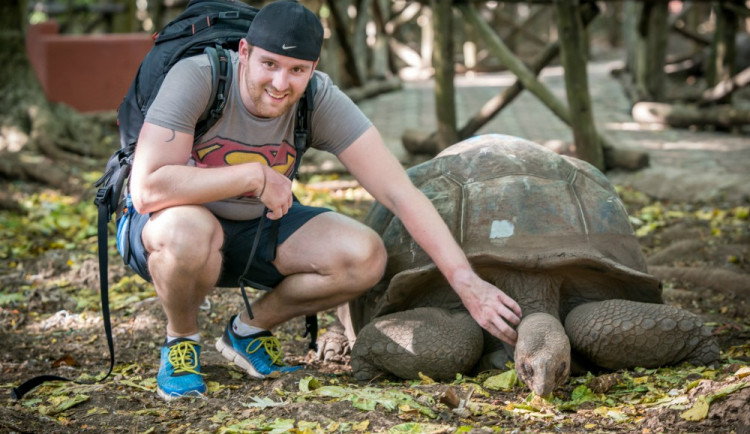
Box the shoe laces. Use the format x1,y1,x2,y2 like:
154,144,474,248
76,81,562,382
167,341,204,376
246,336,286,366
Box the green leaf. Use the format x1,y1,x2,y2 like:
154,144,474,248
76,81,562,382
387,422,452,433
308,385,437,418
680,395,709,421
241,396,286,409
312,385,347,398
571,384,597,404
483,369,519,391
298,375,322,393
47,394,89,414
266,418,296,434
0,292,25,306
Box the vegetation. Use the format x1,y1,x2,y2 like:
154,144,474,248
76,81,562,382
1,1,748,432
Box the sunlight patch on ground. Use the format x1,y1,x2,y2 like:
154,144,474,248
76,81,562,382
628,139,743,152
604,121,668,132
28,310,101,332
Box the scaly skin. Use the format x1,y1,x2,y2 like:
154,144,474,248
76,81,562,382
564,299,720,369
350,307,483,381
514,312,571,397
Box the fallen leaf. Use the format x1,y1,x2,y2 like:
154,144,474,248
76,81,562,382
483,369,519,391
46,394,89,415
680,395,709,421
52,354,78,368
735,366,750,379
418,372,435,385
352,420,370,431
241,396,287,409
299,375,322,393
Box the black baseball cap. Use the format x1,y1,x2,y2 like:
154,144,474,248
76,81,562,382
246,1,324,61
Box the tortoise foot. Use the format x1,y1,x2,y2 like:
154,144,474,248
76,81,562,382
316,321,351,363
565,299,720,370
351,307,483,381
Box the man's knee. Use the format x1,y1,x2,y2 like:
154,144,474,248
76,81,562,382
143,206,223,267
342,227,387,291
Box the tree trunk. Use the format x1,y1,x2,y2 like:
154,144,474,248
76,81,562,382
632,102,750,128
327,0,365,87
1,0,116,202
556,1,603,171
431,0,458,151
458,3,612,170
706,1,740,92
1,1,45,124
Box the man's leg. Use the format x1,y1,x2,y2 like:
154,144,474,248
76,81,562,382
216,211,386,378
140,205,224,399
247,212,386,330
142,205,224,337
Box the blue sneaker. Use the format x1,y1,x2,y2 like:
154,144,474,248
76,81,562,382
156,338,206,400
215,315,302,378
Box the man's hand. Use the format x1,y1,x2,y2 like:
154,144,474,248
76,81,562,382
452,270,522,346
257,165,293,220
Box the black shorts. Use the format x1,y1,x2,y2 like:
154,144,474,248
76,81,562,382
117,200,331,290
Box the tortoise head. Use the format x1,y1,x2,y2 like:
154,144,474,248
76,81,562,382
515,312,571,397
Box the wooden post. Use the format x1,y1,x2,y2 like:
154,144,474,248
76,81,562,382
628,2,668,101
555,1,603,170
353,0,375,84
327,0,365,87
371,0,393,78
431,0,458,150
707,1,740,91
459,3,600,139
458,4,571,127
646,2,668,101
457,3,642,171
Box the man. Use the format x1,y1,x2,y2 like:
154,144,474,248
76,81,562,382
122,0,522,400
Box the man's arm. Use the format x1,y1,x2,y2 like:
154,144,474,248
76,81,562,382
129,122,293,219
338,126,522,345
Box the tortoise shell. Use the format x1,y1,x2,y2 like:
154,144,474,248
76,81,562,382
351,134,661,328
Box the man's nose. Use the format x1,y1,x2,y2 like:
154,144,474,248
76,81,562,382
271,71,289,91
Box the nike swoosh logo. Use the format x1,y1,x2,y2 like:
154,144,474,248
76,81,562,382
282,44,297,50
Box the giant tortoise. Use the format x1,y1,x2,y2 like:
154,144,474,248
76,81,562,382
326,134,719,396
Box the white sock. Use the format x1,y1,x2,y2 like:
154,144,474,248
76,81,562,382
166,333,201,344
232,314,266,336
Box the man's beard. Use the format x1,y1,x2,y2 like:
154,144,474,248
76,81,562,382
247,81,298,118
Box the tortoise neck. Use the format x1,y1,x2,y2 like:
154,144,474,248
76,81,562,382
487,270,563,319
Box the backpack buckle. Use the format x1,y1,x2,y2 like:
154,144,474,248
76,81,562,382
219,11,239,19
94,186,110,207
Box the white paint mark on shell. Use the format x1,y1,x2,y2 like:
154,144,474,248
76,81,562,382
490,220,514,239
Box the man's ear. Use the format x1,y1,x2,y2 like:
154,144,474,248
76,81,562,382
238,39,250,60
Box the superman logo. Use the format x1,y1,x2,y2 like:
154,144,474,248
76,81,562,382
193,137,297,178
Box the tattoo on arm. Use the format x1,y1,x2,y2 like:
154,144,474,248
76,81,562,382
165,129,176,142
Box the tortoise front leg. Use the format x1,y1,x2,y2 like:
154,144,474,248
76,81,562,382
564,299,720,370
350,307,483,381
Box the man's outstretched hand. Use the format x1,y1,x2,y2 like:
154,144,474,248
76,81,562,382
451,270,522,346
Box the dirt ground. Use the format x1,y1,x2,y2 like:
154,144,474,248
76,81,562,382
0,168,748,433
1,63,749,433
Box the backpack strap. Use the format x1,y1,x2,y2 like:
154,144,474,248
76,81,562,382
296,77,319,351
196,45,233,139
292,75,317,176
11,49,233,401
12,188,118,399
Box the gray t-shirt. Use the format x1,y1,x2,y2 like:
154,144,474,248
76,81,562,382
144,51,372,220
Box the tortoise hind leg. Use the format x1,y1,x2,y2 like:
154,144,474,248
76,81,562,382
564,299,720,370
350,307,483,381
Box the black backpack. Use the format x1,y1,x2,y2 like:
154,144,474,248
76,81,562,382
12,0,316,400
